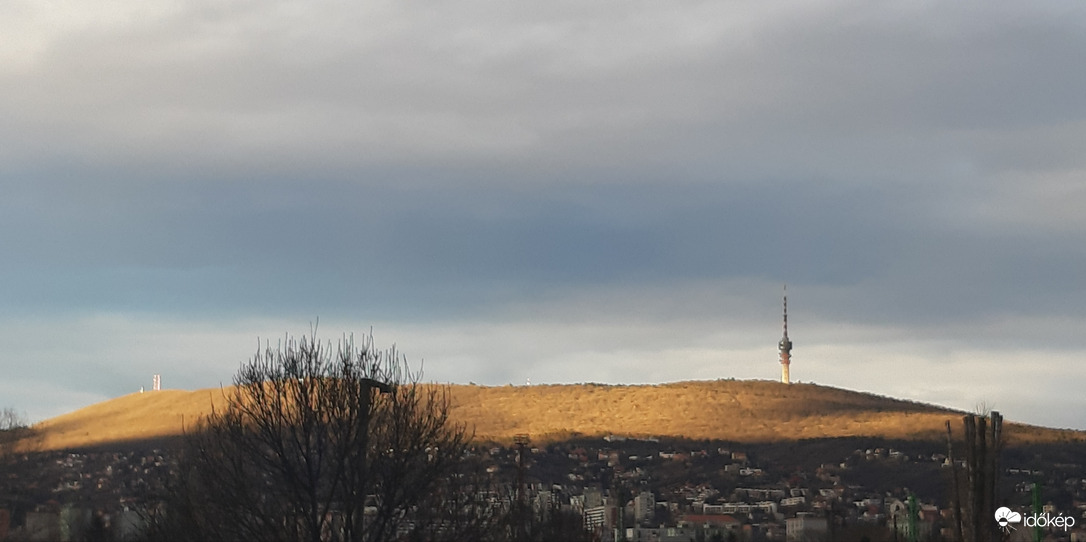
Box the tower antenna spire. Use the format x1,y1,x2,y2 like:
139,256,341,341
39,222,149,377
778,285,793,384
783,285,788,337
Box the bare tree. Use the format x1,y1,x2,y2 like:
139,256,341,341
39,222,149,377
0,407,35,462
151,333,492,542
0,407,41,521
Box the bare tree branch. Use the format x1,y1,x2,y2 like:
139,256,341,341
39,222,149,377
149,332,493,542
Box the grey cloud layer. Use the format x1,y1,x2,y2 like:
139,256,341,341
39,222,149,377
3,176,1081,341
1,1,1084,426
4,2,1084,173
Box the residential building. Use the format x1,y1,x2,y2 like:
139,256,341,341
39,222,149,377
786,514,828,542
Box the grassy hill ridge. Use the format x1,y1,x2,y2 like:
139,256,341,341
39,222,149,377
26,379,1084,451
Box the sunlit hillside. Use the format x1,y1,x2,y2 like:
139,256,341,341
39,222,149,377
449,380,1082,445
25,380,1084,452
29,388,234,452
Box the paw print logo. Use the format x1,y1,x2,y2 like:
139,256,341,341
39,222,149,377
994,507,1022,533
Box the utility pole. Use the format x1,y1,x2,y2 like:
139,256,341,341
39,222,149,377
947,421,964,542
514,433,531,542
356,378,392,537
358,378,393,466
907,494,919,542
1031,482,1042,542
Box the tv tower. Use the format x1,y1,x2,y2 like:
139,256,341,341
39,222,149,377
778,286,793,384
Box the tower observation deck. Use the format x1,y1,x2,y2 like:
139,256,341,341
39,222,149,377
779,287,792,384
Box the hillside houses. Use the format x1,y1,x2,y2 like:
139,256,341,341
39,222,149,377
2,436,1085,541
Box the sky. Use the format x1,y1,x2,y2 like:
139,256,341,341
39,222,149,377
2,1,1085,430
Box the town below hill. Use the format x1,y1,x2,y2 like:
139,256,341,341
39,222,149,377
4,429,1086,540
4,379,1086,541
